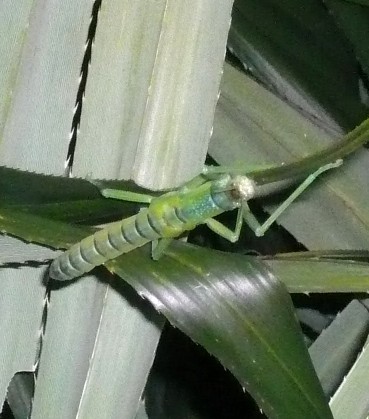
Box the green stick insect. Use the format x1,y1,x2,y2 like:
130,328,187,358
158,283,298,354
50,116,369,281
50,159,341,281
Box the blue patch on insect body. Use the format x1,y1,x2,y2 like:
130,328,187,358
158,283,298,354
180,194,221,225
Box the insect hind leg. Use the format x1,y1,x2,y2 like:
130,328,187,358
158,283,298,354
151,238,174,260
205,207,244,243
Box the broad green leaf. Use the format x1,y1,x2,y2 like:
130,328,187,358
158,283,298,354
0,166,100,205
0,166,146,223
5,185,369,417
0,204,333,418
0,207,91,249
2,194,368,417
228,0,367,129
108,242,333,419
0,166,155,205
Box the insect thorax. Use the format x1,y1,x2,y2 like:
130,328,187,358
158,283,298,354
145,175,256,238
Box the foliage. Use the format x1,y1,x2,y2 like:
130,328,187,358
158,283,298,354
1,1,369,419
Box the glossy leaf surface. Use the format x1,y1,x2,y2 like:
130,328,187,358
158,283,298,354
108,242,333,419
0,167,334,418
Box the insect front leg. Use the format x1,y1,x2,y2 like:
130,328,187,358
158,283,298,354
245,159,343,237
87,178,155,204
102,173,207,204
205,206,244,243
99,188,154,204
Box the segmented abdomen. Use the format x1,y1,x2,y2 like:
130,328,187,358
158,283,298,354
50,209,165,281
50,178,233,282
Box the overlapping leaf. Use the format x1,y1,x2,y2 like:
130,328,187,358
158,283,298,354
0,167,336,418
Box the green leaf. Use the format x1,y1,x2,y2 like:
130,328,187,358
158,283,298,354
0,207,91,249
228,0,367,129
211,64,369,251
0,166,153,223
265,256,369,293
107,242,333,419
0,201,333,418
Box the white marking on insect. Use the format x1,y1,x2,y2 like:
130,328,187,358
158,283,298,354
232,176,256,201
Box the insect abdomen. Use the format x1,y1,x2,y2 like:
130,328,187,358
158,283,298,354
50,210,161,281
50,180,232,281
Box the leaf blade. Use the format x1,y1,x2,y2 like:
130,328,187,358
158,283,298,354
108,242,333,419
